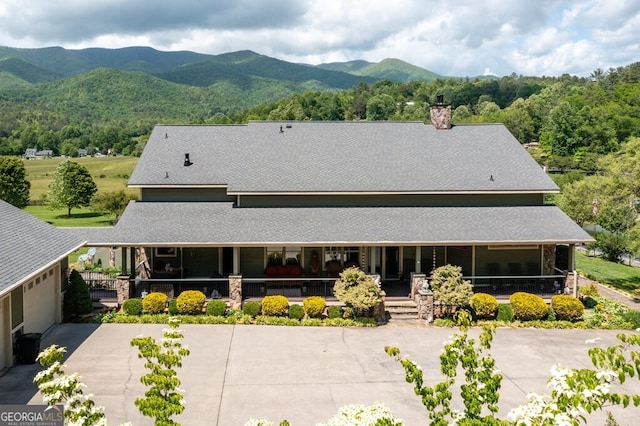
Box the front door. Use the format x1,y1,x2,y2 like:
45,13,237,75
384,246,400,280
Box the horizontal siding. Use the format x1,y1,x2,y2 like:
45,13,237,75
141,188,234,202
239,193,545,207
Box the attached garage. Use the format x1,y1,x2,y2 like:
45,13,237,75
0,200,84,369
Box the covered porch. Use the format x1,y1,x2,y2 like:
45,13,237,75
79,201,592,302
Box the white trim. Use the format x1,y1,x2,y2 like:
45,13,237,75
129,184,228,189
228,190,559,196
488,244,540,250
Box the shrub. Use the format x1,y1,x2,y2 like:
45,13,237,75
497,304,513,322
579,282,599,297
63,269,94,319
303,296,326,318
621,310,640,329
288,304,305,320
582,296,598,309
242,300,261,317
429,265,473,317
176,290,206,315
327,305,343,319
206,299,227,316
551,295,584,321
261,295,289,317
168,299,178,315
333,267,382,316
123,298,143,315
509,292,548,321
470,293,499,320
142,292,168,314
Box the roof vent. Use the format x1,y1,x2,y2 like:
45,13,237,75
165,133,168,139
279,126,284,133
165,171,169,179
489,174,494,181
184,153,193,167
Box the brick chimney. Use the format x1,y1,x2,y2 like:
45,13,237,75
430,94,451,130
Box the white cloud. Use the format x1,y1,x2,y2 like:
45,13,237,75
0,0,638,77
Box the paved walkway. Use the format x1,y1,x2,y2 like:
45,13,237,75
2,323,640,425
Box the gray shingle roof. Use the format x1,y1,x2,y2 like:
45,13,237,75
129,121,558,193
101,201,592,246
0,201,85,296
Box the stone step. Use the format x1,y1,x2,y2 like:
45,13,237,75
385,299,419,320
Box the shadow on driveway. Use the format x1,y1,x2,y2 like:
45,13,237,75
0,323,100,404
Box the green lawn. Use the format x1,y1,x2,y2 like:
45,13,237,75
575,251,640,294
25,205,114,227
24,156,138,201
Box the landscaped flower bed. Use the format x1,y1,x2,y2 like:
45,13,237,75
97,291,377,327
434,290,640,330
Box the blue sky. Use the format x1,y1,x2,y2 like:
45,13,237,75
0,0,638,77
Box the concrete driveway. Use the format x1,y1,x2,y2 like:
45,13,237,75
1,323,640,425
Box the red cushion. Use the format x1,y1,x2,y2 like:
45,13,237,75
289,265,303,276
265,266,278,276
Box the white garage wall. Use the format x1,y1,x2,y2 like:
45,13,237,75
23,267,59,334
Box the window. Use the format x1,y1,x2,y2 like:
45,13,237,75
266,247,301,265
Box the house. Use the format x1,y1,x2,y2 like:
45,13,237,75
81,100,592,301
0,200,85,369
23,148,54,159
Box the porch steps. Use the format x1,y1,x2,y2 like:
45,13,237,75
384,298,419,320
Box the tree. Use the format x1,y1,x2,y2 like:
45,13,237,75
0,156,30,208
365,94,396,120
48,160,97,217
131,317,190,425
62,269,93,320
91,190,136,223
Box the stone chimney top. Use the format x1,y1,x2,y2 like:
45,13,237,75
430,94,451,130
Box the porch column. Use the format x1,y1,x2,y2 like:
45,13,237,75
228,275,242,310
542,245,555,275
568,244,575,270
233,247,240,274
369,247,377,274
415,246,422,274
116,275,130,307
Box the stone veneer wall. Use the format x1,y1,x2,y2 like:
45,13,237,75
116,275,130,306
228,275,242,310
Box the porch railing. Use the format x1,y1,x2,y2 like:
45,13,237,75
128,273,567,300
80,271,118,302
242,277,338,299
466,274,568,296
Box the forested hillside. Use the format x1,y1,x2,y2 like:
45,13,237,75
0,42,639,173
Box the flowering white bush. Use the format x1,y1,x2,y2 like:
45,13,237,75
34,345,107,426
316,402,402,426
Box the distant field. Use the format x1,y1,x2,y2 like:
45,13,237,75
23,156,139,201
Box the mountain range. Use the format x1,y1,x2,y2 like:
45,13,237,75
0,45,444,89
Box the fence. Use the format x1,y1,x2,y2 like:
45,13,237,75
79,270,119,302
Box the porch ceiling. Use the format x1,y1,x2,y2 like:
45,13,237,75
76,202,594,246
